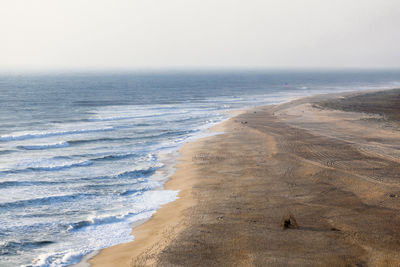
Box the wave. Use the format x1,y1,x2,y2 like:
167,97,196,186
1,159,93,174
157,129,196,138
88,111,185,122
19,141,70,150
0,150,14,155
68,136,140,145
115,167,158,179
65,166,157,184
0,240,54,256
1,164,159,186
118,181,161,196
0,127,114,142
0,180,62,188
65,129,196,147
67,134,155,145
92,152,138,162
79,180,142,191
27,160,93,172
0,193,93,209
66,210,152,231
79,168,157,183
65,184,165,231
120,187,148,196
66,191,177,231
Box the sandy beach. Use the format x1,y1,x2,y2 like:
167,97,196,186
89,89,400,266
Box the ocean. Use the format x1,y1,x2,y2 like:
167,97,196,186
1,70,399,266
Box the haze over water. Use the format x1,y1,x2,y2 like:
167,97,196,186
1,70,400,266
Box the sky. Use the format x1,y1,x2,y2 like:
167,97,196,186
1,0,400,71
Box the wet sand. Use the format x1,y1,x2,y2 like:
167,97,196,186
90,89,400,266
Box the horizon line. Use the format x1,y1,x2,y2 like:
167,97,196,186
1,66,400,75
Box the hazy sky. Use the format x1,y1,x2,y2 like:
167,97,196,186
1,0,400,70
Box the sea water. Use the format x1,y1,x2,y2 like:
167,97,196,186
1,70,399,266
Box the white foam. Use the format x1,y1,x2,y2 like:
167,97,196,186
27,190,179,267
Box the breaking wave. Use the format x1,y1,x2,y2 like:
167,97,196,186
0,127,114,142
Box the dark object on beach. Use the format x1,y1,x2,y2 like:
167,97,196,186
281,215,299,229
330,227,340,231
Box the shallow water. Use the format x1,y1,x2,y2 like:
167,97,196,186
0,70,399,266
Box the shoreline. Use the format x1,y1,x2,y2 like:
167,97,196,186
89,88,400,266
77,107,247,266
85,92,331,266
87,108,236,267
80,89,388,266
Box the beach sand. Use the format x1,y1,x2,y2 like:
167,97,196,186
89,89,400,266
